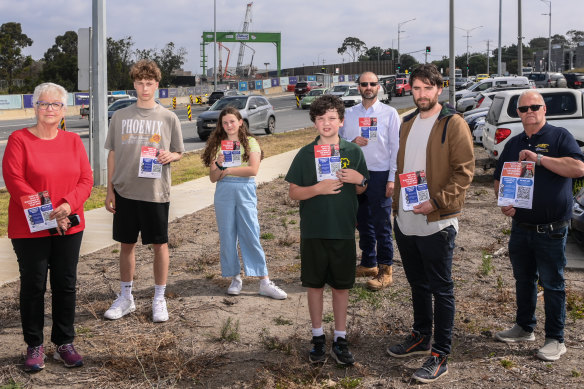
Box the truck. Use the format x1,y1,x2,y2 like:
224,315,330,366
482,88,584,163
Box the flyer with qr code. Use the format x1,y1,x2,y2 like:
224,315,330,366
221,140,242,167
359,117,378,142
138,146,162,178
399,170,430,211
314,144,341,181
21,191,58,233
497,161,535,209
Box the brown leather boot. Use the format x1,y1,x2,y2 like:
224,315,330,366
366,264,393,290
356,265,378,277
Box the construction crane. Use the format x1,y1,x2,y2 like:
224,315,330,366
217,42,231,79
236,2,253,76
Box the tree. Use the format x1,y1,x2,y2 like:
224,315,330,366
107,36,135,90
0,22,33,93
41,31,78,91
529,37,549,51
399,54,418,72
566,30,584,47
551,34,568,46
337,37,367,62
135,42,187,87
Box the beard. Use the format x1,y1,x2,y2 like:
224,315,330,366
360,89,377,100
414,95,438,112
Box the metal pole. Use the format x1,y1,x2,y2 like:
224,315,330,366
449,0,455,105
397,18,415,66
213,0,217,91
486,40,491,75
547,1,552,72
518,0,523,75
498,0,502,75
91,0,107,186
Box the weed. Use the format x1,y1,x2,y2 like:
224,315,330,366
488,351,496,358
479,250,494,276
0,380,23,389
496,275,511,302
205,273,215,280
261,232,275,240
501,228,511,235
572,369,581,377
274,316,293,326
500,358,514,369
280,217,288,228
323,312,334,323
474,189,488,196
288,220,297,225
349,285,382,309
286,209,298,215
76,326,92,337
566,290,584,321
337,377,362,388
259,329,293,354
218,317,240,342
111,248,119,254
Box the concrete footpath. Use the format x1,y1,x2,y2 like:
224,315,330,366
0,149,299,287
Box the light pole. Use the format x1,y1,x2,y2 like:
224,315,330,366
213,0,217,91
541,0,551,72
456,25,483,78
264,62,270,77
397,18,415,67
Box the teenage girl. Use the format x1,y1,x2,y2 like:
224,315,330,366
201,106,287,299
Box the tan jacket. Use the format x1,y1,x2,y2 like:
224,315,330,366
392,104,475,222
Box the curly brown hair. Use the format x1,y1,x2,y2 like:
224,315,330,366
201,106,264,167
129,59,162,82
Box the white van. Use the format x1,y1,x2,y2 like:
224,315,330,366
455,76,531,101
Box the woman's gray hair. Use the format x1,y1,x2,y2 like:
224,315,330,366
32,82,68,107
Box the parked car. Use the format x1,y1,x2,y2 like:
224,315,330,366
395,78,411,96
476,74,489,81
300,88,327,109
571,187,584,246
196,95,276,141
107,98,163,123
80,94,132,118
340,87,362,107
327,84,351,97
564,72,584,89
207,89,243,106
482,88,584,161
454,77,469,91
526,72,568,88
456,84,531,113
455,76,531,101
294,81,321,97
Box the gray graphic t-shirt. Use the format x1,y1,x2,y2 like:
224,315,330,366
105,103,185,203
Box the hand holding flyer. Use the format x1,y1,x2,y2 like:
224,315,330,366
359,117,378,142
221,140,242,167
314,144,341,181
138,146,162,178
400,170,429,211
497,161,535,209
21,191,58,233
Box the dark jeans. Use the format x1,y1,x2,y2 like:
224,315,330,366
357,170,393,267
12,232,83,347
395,222,456,356
508,220,567,342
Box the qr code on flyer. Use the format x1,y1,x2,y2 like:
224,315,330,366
516,186,531,200
417,190,429,202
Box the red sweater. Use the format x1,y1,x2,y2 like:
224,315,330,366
3,128,93,239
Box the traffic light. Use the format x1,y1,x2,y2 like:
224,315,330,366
396,63,401,71
426,46,431,53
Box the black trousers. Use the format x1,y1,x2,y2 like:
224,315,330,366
12,232,83,347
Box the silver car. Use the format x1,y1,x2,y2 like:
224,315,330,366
196,95,276,141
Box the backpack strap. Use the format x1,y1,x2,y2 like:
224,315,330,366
441,115,453,144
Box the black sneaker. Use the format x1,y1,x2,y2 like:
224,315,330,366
412,352,449,383
387,330,431,358
309,335,327,363
330,337,355,365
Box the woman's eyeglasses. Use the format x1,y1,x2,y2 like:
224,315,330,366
36,101,64,110
517,104,543,113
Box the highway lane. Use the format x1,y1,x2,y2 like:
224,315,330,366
0,92,421,187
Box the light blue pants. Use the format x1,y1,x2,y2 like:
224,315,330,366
214,176,268,277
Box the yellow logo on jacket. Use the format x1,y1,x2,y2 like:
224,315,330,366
535,143,549,153
341,157,350,168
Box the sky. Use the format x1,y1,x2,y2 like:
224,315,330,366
1,0,581,74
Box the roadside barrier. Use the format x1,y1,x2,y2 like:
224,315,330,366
189,95,193,104
296,95,300,108
59,117,66,131
172,97,176,109
187,104,192,121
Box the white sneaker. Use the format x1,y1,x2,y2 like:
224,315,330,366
227,276,242,295
259,281,287,300
152,298,169,323
104,295,135,320
494,324,535,344
536,338,567,361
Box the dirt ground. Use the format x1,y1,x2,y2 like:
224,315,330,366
1,147,583,388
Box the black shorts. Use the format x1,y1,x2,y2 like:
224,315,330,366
113,190,169,245
300,238,356,289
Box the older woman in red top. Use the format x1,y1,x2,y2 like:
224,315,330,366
2,82,93,372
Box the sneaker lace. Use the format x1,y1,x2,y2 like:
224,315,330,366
419,355,440,374
29,346,42,358
58,344,76,355
110,295,128,309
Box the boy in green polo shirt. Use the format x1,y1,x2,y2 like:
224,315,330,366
285,95,369,365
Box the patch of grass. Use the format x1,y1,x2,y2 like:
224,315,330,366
288,220,297,224
259,329,293,354
479,250,494,276
286,209,298,215
261,232,275,240
500,358,514,369
349,284,382,309
566,290,584,320
572,369,581,377
501,228,511,235
273,316,293,326
111,248,119,254
323,312,334,323
1,380,24,389
337,377,362,388
76,326,92,337
218,317,240,342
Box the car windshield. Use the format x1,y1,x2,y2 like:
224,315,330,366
108,100,135,111
396,79,405,85
332,85,349,92
347,89,360,96
211,97,247,110
308,89,324,96
296,82,307,88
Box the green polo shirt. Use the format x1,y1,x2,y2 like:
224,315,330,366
285,136,369,239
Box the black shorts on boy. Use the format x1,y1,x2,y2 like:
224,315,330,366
112,190,169,244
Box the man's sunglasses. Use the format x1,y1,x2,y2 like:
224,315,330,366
517,104,543,113
359,82,379,87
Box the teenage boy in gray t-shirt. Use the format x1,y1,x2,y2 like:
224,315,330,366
103,59,184,323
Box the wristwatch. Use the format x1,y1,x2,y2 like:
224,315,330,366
536,153,543,166
359,177,368,187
